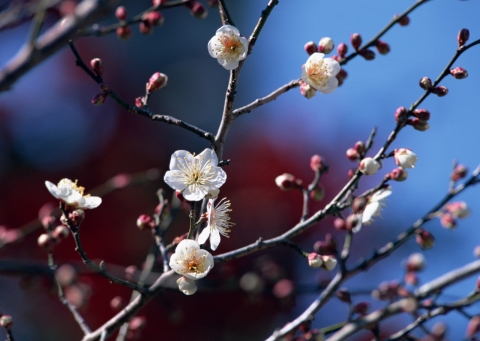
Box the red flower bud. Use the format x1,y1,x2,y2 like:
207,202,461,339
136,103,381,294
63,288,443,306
359,49,375,60
419,77,432,90
116,26,132,40
394,106,409,124
135,97,144,108
450,66,468,79
336,69,348,82
412,108,430,121
146,72,168,93
337,42,348,58
457,28,470,46
431,86,448,97
335,288,351,303
408,118,429,131
415,229,435,250
139,20,153,35
90,58,104,77
375,40,390,55
333,218,346,231
353,141,365,154
350,33,362,50
395,14,410,26
191,2,207,19
346,148,359,161
115,6,128,21
304,41,318,56
92,93,107,106
145,11,164,26
310,154,326,172
451,164,467,181
389,167,408,181
137,214,153,230
353,302,369,315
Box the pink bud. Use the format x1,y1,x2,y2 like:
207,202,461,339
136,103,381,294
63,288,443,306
445,201,470,219
466,316,480,338
299,82,316,99
337,42,348,58
137,214,153,230
440,213,456,229
139,20,153,35
406,252,426,272
145,11,164,26
310,154,326,172
335,288,351,303
359,49,375,60
0,315,13,329
404,271,418,286
458,28,470,46
129,316,147,331
408,118,430,131
37,233,57,250
307,253,323,268
90,58,104,77
135,97,144,108
318,37,334,54
191,2,207,19
359,157,381,175
110,296,126,311
451,164,467,181
275,173,297,190
345,214,359,231
153,0,168,6
389,167,408,181
450,66,468,79
375,40,390,55
346,148,359,161
416,229,435,250
431,86,448,97
52,225,69,240
419,77,432,90
91,93,107,106
350,33,362,50
394,107,409,124
304,41,318,55
353,141,365,154
333,218,346,231
146,72,168,93
353,302,369,315
352,197,367,214
395,14,410,26
347,168,356,179
115,6,128,21
336,69,348,82
412,108,430,121
116,26,132,40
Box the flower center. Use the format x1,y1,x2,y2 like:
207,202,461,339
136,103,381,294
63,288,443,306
218,34,243,60
59,179,85,195
183,252,206,274
176,155,215,189
306,61,329,87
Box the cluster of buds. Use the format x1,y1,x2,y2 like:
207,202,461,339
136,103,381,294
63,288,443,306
307,253,337,271
371,280,401,301
304,37,334,55
346,141,365,161
275,173,302,191
438,201,470,229
397,106,431,132
37,212,76,250
183,1,208,19
387,148,418,181
89,58,111,106
404,252,426,285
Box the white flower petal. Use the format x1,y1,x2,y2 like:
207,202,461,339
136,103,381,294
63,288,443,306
362,201,380,224
45,181,60,198
217,24,240,36
209,228,221,251
177,277,197,295
164,170,188,191
197,226,210,245
323,57,341,76
317,77,338,94
182,185,207,201
372,187,392,201
82,196,102,209
220,59,240,70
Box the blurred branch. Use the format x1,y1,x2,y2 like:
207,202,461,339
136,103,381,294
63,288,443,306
0,0,119,93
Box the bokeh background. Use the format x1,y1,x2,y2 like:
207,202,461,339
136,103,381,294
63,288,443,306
1,0,480,340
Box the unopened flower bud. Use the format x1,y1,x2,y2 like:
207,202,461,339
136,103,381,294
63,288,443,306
431,86,448,97
389,167,408,181
91,93,107,106
304,41,318,55
350,33,362,50
352,197,367,214
412,108,430,121
466,315,480,338
395,14,410,26
416,229,435,250
408,118,430,131
115,6,128,21
275,173,298,190
457,28,470,46
98,83,110,94
406,252,426,272
335,288,351,303
69,209,85,225
310,154,327,172
318,37,334,54
309,185,325,201
353,302,369,315
451,164,467,181
135,97,144,108
375,40,390,55
394,106,409,124
116,26,132,40
146,72,168,93
0,315,13,329
300,82,316,99
41,215,55,231
359,157,381,175
394,148,417,169
145,11,164,26
308,253,323,268
52,225,69,240
110,296,126,311
337,42,348,58
191,2,207,19
321,255,337,271
139,20,153,35
313,233,337,255
445,201,470,219
334,217,346,231
90,58,104,77
346,148,359,161
359,49,375,60
419,77,432,90
353,141,365,154
335,69,347,84
345,214,359,231
440,213,456,229
450,66,468,79
137,214,153,230
37,233,56,250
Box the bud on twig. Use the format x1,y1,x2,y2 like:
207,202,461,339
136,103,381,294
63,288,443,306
299,82,316,99
191,2,208,19
310,154,327,172
431,86,448,97
115,6,128,21
318,37,334,54
0,315,13,329
116,26,132,40
304,41,318,55
406,252,426,272
146,72,168,93
359,157,381,175
457,28,469,46
337,42,348,58
307,253,323,268
440,213,456,229
389,167,408,181
275,174,300,190
137,214,153,230
419,77,432,90
408,118,430,131
90,58,104,77
309,185,325,201
412,108,430,121
394,106,409,124
346,148,359,161
415,229,435,250
450,66,468,79
451,164,467,181
336,288,351,303
140,20,153,35
350,33,362,50
375,40,390,55
359,49,375,60
395,14,410,26
92,93,107,106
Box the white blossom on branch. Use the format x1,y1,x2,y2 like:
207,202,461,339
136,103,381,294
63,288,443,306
45,179,102,209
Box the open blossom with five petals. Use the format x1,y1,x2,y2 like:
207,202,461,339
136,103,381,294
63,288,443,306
170,239,214,280
301,52,340,94
45,179,102,209
208,25,248,70
361,186,392,225
164,149,226,201
198,197,234,251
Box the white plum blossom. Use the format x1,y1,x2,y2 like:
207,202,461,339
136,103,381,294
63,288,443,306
164,149,226,201
362,186,392,225
198,197,234,251
301,52,340,94
308,253,323,268
394,148,418,168
359,157,381,175
321,255,337,271
445,201,470,219
208,25,248,70
45,179,102,209
177,276,197,295
169,239,214,295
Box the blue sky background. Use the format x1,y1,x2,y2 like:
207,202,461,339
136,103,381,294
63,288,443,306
1,0,480,339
